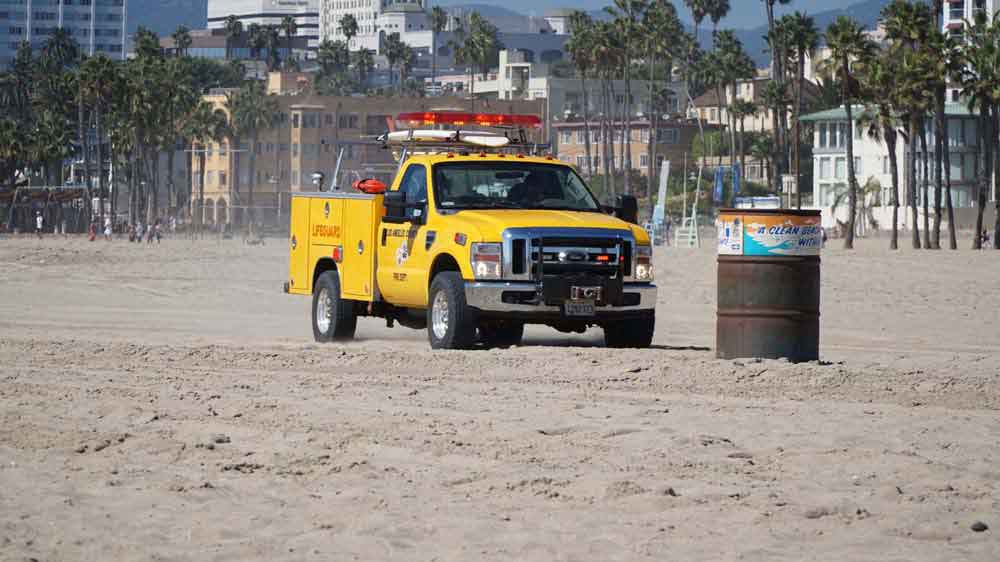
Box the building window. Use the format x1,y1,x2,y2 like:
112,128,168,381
854,157,862,175
325,114,333,125
819,157,831,179
639,154,649,168
291,170,299,186
266,143,273,153
657,129,679,144
835,157,846,179
219,171,227,186
293,113,300,128
280,143,288,152
640,129,650,143
560,130,572,144
575,155,587,168
819,122,828,148
292,143,299,156
576,130,585,144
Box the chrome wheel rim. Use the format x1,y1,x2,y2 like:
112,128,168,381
316,287,331,333
431,290,449,340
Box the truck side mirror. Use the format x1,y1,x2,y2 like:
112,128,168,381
615,195,639,225
383,191,408,224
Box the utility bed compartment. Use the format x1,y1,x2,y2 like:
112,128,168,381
287,192,384,300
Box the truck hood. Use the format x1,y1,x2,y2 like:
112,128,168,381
444,209,650,244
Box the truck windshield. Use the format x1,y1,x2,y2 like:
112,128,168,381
431,162,602,211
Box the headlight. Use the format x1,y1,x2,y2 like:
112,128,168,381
471,242,502,280
634,245,654,281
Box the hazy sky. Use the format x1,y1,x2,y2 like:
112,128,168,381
433,0,866,30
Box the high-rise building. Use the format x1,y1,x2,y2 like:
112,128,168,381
942,0,997,100
0,0,128,68
207,0,319,53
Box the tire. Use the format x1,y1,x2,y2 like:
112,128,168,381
479,321,524,348
603,314,655,348
427,271,477,349
312,270,357,342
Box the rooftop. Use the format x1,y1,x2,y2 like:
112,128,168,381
799,104,976,122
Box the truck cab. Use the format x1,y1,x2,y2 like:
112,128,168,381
286,112,657,349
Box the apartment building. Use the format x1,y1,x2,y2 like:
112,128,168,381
688,76,821,134
1,0,127,68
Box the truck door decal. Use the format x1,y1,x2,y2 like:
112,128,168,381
425,230,436,250
395,239,410,266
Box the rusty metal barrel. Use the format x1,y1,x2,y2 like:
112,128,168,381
716,208,822,362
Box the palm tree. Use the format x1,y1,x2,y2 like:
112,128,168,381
763,0,793,192
40,28,80,70
641,1,682,196
247,23,264,61
749,132,774,187
317,39,350,75
606,0,648,195
781,12,818,209
263,25,281,72
430,6,449,95
224,15,243,61
385,32,406,91
707,0,730,34
183,101,226,229
339,13,359,47
759,79,789,196
823,16,875,250
228,80,278,231
567,11,596,177
883,0,935,249
354,48,374,90
859,48,904,250
281,16,298,68
172,26,192,58
714,30,753,202
730,98,757,181
954,10,1000,249
133,27,162,60
80,54,119,226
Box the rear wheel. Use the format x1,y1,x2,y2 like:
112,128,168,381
427,272,477,349
603,314,655,348
479,321,524,348
312,271,357,342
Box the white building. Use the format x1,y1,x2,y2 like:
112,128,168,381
801,105,992,231
207,0,320,52
943,0,998,101
320,0,425,51
1,0,128,68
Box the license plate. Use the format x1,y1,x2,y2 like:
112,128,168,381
564,300,595,317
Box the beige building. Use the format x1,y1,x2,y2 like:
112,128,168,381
688,77,821,134
192,90,544,226
553,119,713,189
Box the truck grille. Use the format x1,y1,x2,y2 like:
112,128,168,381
503,229,636,280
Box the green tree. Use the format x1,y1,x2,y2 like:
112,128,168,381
281,16,298,68
822,15,875,249
339,13,359,46
859,47,905,250
172,26,192,57
606,0,649,195
80,54,119,225
780,12,818,209
567,11,597,177
224,15,243,60
182,101,227,229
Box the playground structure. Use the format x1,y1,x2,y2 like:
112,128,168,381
1,185,92,233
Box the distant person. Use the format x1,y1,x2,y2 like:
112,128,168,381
128,223,136,243
169,215,177,233
35,212,43,238
88,221,97,242
104,217,112,241
982,229,991,248
153,220,162,244
135,222,144,243
146,221,155,244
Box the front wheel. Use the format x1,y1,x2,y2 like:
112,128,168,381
427,272,477,349
312,271,357,342
603,314,655,348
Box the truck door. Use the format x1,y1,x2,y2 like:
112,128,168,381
377,163,432,307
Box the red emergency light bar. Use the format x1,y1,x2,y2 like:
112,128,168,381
395,111,542,129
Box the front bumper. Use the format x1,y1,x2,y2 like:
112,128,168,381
465,280,657,315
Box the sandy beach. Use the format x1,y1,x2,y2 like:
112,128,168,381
1,234,998,561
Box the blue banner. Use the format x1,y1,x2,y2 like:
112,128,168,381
713,167,724,203
732,163,741,197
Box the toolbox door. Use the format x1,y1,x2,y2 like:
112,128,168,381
287,195,311,295
340,196,380,301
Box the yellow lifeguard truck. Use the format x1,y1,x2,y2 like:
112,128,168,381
285,111,657,349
